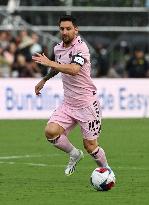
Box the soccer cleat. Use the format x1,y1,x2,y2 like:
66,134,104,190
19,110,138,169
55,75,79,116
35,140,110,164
106,165,116,179
106,165,112,172
65,150,84,176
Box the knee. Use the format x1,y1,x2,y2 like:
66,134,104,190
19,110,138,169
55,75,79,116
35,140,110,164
44,124,59,140
83,139,98,153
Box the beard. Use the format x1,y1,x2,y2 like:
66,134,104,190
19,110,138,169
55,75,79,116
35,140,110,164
62,35,73,45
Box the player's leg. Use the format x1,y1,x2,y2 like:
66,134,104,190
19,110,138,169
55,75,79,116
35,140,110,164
45,122,74,153
78,100,109,168
62,123,84,176
83,138,108,167
45,103,83,175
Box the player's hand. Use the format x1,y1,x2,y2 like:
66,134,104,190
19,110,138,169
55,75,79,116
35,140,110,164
35,79,46,95
32,53,51,67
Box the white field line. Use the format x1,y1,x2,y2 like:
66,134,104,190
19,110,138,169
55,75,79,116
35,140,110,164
0,161,65,167
0,161,15,165
0,154,149,170
0,161,48,166
0,152,144,160
0,154,62,160
0,161,149,170
24,162,48,167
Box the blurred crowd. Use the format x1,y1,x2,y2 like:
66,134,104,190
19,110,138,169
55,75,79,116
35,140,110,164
0,30,149,78
93,44,149,78
0,30,48,78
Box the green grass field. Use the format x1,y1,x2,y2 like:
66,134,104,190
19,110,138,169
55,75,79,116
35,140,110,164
0,119,149,205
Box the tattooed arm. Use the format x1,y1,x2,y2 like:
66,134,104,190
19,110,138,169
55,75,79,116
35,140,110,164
35,68,59,96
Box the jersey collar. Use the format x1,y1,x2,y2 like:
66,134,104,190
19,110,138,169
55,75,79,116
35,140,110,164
61,35,81,48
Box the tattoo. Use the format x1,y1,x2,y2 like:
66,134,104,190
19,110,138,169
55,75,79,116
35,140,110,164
43,69,59,81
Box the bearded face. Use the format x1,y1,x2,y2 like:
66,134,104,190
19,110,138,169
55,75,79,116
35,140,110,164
59,21,78,47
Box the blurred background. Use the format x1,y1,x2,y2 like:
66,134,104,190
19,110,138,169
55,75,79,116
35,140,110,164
0,0,149,79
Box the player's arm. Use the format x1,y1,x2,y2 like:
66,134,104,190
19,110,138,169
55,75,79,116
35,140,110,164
43,69,59,81
35,69,59,96
32,53,83,76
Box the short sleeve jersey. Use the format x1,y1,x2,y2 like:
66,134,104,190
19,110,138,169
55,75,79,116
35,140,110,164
54,36,97,108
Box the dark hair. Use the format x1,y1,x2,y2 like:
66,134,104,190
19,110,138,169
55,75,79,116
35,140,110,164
58,15,78,27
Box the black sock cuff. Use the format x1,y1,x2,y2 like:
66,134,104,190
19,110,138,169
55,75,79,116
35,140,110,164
47,135,60,144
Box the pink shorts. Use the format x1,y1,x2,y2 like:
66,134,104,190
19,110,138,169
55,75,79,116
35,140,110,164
48,100,102,140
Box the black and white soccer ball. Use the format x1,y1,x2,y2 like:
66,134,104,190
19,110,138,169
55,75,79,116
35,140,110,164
90,167,116,191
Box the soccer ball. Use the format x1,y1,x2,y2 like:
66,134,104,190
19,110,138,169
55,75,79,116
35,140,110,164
90,167,116,191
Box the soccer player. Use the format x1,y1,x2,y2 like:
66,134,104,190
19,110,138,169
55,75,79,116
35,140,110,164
32,15,111,176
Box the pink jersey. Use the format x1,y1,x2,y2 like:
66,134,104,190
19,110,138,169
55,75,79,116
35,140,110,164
54,35,97,108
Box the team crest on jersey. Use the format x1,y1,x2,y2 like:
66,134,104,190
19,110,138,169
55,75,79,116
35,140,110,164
69,51,73,58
